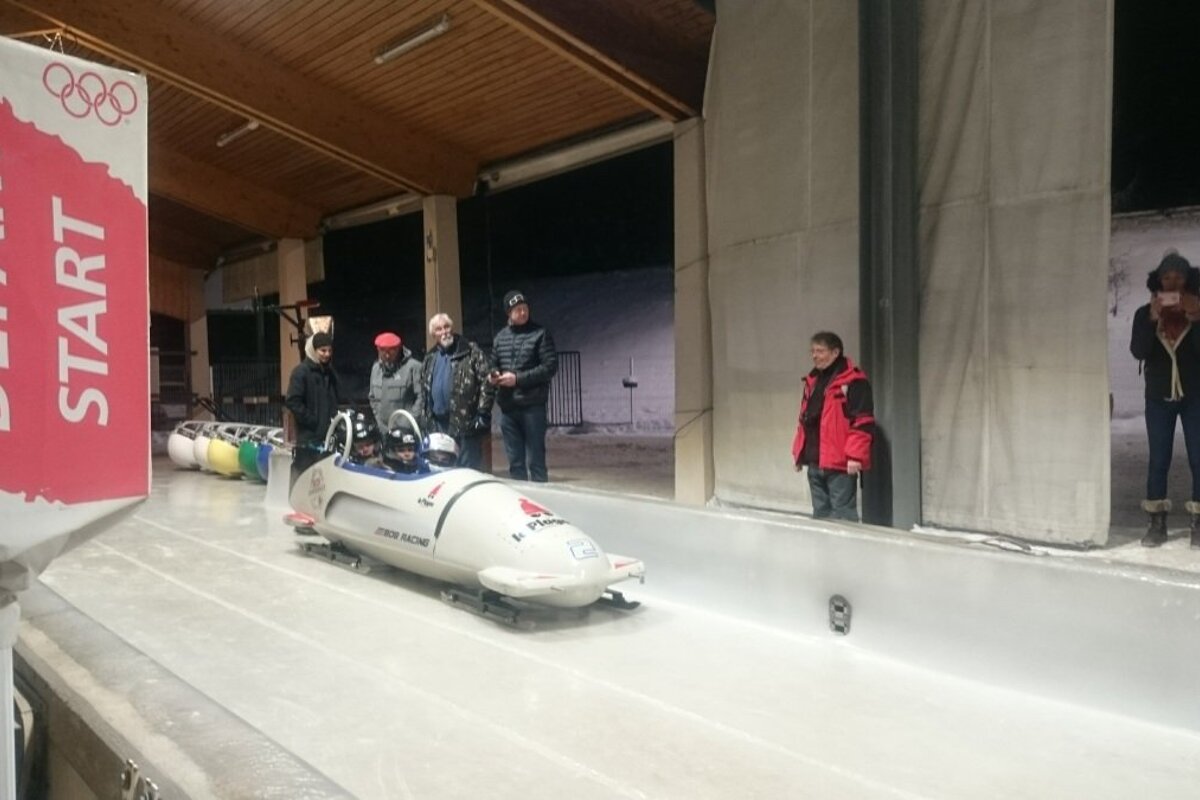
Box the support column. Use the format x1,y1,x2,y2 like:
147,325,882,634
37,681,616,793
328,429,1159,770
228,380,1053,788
277,237,307,395
422,196,462,331
186,270,211,419
858,0,921,528
673,119,714,506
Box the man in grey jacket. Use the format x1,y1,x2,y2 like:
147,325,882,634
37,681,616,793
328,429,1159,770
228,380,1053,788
489,290,557,481
368,331,422,432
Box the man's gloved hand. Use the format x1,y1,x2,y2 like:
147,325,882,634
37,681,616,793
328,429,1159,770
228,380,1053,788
473,412,492,433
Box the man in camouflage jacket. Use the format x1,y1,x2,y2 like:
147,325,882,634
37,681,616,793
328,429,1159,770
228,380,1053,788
416,313,495,469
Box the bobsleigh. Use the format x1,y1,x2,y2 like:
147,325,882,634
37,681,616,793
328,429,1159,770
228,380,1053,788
169,420,284,480
286,411,645,621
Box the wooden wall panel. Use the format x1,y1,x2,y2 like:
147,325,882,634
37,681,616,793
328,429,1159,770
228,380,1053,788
149,255,197,320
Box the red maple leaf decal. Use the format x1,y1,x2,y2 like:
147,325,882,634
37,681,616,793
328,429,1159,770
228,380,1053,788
519,497,551,516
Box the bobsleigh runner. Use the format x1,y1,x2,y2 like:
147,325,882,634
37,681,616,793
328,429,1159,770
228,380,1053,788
284,410,645,624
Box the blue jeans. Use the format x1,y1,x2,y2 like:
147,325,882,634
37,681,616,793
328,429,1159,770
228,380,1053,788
1145,396,1200,500
500,405,548,481
808,467,859,521
457,433,484,469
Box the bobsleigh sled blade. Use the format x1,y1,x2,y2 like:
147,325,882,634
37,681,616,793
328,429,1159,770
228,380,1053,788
476,566,585,598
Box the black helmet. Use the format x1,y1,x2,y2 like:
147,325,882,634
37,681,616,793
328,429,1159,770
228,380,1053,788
350,412,378,444
383,426,419,466
338,412,379,463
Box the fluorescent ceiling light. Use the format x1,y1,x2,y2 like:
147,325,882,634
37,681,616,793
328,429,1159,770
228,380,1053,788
478,120,675,193
321,193,423,232
216,119,259,148
374,14,451,65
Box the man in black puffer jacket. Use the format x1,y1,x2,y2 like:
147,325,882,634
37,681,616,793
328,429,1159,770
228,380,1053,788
489,290,558,481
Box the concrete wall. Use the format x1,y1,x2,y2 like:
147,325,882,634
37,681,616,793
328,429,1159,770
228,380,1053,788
697,0,1114,541
917,0,1113,542
705,0,861,512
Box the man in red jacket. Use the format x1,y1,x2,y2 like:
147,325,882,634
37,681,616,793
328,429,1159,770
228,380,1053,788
791,331,875,521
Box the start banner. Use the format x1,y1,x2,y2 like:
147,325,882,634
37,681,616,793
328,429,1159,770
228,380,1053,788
0,37,148,577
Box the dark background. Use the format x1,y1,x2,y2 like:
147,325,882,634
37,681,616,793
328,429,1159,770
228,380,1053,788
303,142,674,398
1111,0,1200,213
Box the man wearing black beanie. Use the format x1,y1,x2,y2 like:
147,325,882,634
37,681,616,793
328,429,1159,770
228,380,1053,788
489,290,558,481
285,330,341,447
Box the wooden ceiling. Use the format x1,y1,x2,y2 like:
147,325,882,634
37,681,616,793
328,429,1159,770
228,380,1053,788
0,0,713,269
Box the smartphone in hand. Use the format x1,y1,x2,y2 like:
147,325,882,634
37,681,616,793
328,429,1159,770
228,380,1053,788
1160,291,1181,307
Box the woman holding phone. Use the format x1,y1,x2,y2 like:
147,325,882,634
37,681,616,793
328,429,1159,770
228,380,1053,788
1130,251,1200,548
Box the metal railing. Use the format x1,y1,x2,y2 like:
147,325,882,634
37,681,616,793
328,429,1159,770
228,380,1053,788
151,348,190,429
211,360,283,426
478,346,583,427
548,350,582,427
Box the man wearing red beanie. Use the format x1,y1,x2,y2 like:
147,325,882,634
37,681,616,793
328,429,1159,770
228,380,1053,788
369,330,422,432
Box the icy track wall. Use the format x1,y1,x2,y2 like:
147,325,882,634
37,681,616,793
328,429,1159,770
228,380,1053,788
523,484,1200,733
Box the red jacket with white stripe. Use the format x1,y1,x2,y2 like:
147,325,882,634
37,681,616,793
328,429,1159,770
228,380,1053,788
791,358,874,472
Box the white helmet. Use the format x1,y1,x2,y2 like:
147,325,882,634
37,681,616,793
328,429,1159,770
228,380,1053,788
426,432,459,467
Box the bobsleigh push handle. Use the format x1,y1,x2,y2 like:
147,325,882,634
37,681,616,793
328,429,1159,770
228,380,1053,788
324,409,355,460
386,408,423,441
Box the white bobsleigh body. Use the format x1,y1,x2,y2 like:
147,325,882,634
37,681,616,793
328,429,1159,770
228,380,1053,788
167,421,202,469
287,456,644,608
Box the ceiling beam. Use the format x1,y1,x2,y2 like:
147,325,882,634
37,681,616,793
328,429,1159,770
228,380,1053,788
6,0,479,195
0,3,48,36
150,143,323,239
473,0,706,121
149,220,221,270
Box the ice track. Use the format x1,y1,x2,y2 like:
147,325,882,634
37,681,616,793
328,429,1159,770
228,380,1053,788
19,460,1200,799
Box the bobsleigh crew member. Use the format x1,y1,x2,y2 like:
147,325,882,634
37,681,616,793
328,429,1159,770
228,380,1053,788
383,427,426,474
489,291,558,482
368,331,423,433
791,331,874,521
285,330,341,447
345,411,384,468
416,312,494,469
425,432,459,469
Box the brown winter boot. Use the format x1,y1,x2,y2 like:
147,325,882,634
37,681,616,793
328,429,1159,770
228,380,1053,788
1141,499,1170,547
1188,502,1200,550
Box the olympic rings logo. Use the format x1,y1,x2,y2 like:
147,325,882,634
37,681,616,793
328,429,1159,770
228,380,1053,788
42,62,138,126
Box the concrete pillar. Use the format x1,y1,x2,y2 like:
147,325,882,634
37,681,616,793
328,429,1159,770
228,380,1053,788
186,270,211,419
859,0,921,528
422,196,462,331
277,237,307,395
673,119,714,506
